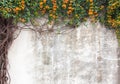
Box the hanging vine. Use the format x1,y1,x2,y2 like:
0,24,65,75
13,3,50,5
0,16,17,84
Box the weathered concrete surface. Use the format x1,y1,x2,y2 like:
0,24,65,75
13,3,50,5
8,20,119,84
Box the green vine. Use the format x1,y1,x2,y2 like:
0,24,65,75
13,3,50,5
0,0,120,44
0,0,119,27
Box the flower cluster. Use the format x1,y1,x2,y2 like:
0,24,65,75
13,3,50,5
88,0,94,16
88,0,99,22
0,0,119,29
107,0,120,28
67,0,74,15
39,0,48,14
49,0,58,19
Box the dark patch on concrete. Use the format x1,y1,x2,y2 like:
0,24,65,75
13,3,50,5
117,47,120,84
42,52,51,65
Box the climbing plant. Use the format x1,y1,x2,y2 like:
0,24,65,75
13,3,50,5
0,0,120,84
0,0,119,27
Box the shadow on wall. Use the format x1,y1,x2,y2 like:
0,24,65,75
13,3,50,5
117,47,120,84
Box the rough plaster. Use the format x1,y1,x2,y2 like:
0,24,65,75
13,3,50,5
8,19,119,84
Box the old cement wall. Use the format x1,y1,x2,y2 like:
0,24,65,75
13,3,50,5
8,19,119,84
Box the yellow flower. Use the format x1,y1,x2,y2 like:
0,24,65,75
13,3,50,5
75,14,79,18
75,15,78,17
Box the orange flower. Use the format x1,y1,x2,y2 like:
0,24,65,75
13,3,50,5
45,5,49,9
68,7,72,10
15,7,21,11
40,2,43,5
43,0,46,3
21,6,25,10
20,0,25,10
52,15,57,19
21,0,25,4
89,0,93,2
53,5,57,11
53,5,57,8
68,6,74,11
39,2,44,9
88,9,93,15
42,9,46,14
19,18,25,22
53,6,56,10
67,10,72,15
40,5,43,9
13,7,21,14
51,0,56,3
94,12,98,16
64,0,69,4
62,4,66,9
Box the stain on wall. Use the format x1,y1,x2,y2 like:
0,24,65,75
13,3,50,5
8,19,119,84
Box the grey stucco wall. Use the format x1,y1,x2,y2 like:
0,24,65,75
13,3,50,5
8,19,119,84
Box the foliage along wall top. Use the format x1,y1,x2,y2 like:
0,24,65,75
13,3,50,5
0,0,120,28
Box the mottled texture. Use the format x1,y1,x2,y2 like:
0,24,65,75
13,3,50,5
8,19,119,84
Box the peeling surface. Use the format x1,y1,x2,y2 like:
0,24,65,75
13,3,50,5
8,20,119,84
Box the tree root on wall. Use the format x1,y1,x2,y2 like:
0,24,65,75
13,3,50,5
0,16,17,84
